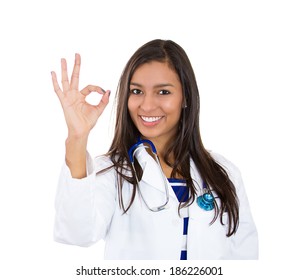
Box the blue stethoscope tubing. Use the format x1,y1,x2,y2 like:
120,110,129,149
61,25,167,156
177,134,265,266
128,138,157,163
128,137,215,212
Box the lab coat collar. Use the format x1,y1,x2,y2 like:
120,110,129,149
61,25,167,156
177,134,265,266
134,145,203,200
134,145,177,200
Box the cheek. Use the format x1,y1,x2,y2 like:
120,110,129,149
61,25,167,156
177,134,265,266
163,99,182,116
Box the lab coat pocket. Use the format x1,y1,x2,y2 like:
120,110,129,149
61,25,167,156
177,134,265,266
188,197,229,259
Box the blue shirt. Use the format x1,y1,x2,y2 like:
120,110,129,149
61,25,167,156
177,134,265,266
168,178,189,260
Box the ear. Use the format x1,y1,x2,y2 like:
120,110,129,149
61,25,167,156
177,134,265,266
182,96,187,108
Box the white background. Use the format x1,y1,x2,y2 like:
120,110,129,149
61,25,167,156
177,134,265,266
0,0,298,279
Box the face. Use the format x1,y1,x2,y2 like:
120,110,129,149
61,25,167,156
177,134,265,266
128,61,183,148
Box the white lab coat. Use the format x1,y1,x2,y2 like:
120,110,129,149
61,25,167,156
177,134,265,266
54,147,258,259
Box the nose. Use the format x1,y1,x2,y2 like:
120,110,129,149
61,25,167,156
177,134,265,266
139,93,157,112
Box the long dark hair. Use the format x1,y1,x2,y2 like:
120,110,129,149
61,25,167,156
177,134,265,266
106,39,239,236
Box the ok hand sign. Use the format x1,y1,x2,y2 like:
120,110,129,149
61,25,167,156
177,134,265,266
51,54,110,138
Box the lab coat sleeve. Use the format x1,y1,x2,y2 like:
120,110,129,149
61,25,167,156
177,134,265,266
54,152,117,247
212,153,259,259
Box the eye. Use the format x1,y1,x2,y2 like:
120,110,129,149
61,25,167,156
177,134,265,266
130,88,143,95
159,89,171,95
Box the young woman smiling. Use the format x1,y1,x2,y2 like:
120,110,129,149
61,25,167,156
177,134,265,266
52,39,258,260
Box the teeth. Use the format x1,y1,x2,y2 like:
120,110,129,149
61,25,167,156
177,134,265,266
141,116,162,122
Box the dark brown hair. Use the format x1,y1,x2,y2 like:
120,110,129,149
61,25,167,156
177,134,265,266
107,39,239,236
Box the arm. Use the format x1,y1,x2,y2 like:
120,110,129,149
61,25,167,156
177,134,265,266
65,136,88,178
51,54,114,245
54,154,117,246
51,53,110,178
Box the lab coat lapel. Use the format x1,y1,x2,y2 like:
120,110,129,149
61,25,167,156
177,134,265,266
134,146,177,200
190,159,203,195
135,151,203,200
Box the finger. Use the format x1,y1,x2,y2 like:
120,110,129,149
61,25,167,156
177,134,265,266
70,53,81,90
51,71,63,100
80,85,106,96
61,58,70,92
95,90,110,114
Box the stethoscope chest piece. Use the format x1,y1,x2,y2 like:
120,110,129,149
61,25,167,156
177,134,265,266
196,192,215,211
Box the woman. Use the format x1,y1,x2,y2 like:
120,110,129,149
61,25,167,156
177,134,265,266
51,39,258,260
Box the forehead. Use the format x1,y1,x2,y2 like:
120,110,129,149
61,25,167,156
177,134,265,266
131,61,180,85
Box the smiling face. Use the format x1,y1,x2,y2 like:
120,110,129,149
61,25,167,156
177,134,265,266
128,61,183,149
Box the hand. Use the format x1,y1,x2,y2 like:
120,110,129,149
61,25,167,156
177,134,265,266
51,53,110,138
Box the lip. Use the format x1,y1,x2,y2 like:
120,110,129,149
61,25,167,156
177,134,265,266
139,115,164,126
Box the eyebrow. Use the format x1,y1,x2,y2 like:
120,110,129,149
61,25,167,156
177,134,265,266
130,82,175,88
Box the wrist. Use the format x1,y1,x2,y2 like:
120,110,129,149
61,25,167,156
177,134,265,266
65,137,88,179
66,132,89,144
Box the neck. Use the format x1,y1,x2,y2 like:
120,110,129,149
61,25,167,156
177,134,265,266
142,138,177,178
146,138,168,159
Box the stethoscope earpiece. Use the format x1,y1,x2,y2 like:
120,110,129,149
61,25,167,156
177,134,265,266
196,192,215,211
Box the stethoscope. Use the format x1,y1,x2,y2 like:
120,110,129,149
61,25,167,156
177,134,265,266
128,137,215,212
128,137,170,211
